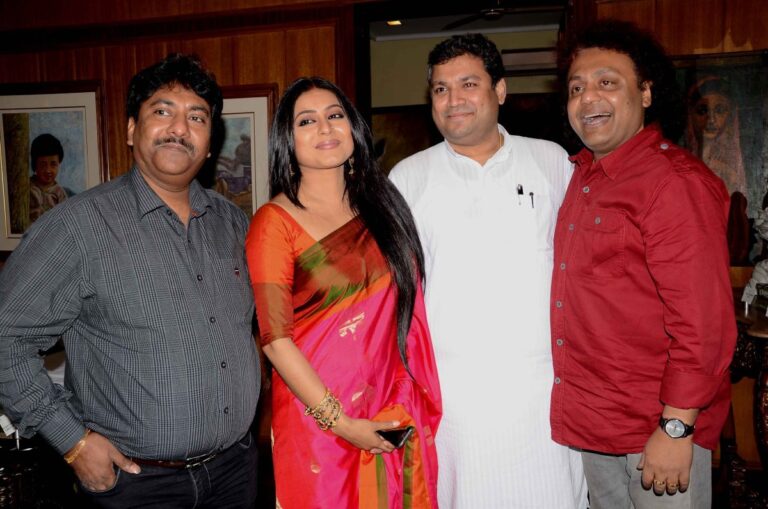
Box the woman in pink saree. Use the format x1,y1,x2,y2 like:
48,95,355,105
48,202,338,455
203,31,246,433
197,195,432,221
245,77,441,508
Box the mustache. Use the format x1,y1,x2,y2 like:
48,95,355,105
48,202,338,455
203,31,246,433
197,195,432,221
154,136,195,153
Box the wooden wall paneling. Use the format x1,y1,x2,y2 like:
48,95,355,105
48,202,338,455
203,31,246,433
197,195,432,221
0,0,371,32
133,42,174,76
285,25,337,85
175,36,235,86
334,6,357,103
724,0,768,52
102,45,140,178
232,31,288,90
72,46,106,81
655,0,724,55
38,49,77,82
0,53,42,84
108,0,181,25
595,0,655,32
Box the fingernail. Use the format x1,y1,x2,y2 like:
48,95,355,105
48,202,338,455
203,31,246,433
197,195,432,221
129,464,141,474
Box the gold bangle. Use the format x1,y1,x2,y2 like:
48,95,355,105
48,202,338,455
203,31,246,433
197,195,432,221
304,389,342,431
64,429,91,464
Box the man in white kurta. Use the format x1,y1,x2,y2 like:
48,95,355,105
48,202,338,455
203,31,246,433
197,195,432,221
389,33,586,508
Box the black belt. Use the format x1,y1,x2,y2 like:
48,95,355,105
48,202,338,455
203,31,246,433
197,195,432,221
131,450,220,470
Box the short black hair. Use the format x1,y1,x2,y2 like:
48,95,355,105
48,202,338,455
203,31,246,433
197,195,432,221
31,133,63,166
557,19,684,141
126,53,223,124
428,33,505,86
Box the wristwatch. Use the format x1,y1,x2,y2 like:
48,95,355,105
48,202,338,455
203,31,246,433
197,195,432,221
659,416,695,438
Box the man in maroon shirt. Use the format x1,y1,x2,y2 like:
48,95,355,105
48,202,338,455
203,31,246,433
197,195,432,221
550,20,736,508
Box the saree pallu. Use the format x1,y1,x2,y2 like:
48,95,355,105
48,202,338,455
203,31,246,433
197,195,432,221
246,204,441,509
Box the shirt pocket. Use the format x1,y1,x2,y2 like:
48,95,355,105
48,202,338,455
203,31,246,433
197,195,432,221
211,256,254,313
581,208,625,277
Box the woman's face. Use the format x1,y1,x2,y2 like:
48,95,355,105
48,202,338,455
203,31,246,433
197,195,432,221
292,88,354,174
691,92,731,141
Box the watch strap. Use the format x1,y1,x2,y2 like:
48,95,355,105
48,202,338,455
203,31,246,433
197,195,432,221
659,416,695,438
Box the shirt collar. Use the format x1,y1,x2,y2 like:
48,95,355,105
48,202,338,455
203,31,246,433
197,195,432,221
569,124,663,179
129,166,215,219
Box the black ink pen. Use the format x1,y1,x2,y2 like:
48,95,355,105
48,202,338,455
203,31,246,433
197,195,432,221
529,192,535,208
517,184,524,205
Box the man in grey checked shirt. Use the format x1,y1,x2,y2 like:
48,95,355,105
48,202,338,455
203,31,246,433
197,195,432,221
0,54,260,508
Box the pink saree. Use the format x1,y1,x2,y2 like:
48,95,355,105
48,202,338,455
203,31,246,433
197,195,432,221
246,204,441,508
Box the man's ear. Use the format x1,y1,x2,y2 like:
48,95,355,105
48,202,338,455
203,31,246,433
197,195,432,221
126,118,135,147
641,81,653,108
495,78,507,105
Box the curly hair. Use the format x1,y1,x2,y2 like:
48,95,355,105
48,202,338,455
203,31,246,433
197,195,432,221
427,33,505,86
557,19,684,141
269,77,425,373
126,53,223,125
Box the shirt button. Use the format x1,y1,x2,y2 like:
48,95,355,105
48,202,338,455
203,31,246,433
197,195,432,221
555,300,563,308
594,216,601,224
554,377,561,384
556,338,564,346
559,262,566,270
209,317,216,323
568,224,575,231
221,361,227,368
166,210,173,216
582,186,590,193
660,143,669,150
197,274,203,281
223,407,229,414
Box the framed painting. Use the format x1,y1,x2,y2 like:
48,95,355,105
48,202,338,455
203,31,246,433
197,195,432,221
0,81,107,251
674,51,768,219
205,84,277,218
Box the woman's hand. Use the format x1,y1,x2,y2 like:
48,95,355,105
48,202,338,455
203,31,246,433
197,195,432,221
332,414,400,454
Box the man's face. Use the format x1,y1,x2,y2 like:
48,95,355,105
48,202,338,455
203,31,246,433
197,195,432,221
430,54,506,148
34,155,61,187
127,84,212,191
566,48,651,160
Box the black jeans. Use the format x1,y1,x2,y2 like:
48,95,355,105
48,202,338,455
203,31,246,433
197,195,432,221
80,432,258,509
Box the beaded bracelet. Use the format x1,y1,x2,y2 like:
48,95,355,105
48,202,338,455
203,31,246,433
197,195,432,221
304,389,343,431
64,428,92,464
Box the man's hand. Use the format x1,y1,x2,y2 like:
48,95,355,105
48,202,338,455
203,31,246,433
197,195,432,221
68,431,141,492
637,427,693,495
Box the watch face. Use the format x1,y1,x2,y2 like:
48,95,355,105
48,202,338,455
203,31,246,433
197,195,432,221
664,419,686,438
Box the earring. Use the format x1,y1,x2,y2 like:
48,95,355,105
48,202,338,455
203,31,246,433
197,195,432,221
289,165,296,177
348,157,355,176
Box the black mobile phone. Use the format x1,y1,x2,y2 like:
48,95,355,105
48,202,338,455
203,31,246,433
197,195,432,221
376,426,415,449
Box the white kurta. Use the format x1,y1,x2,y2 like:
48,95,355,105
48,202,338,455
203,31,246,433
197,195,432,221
390,127,587,509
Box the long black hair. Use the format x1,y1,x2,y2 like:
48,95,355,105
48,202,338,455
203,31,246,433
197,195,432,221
269,77,425,372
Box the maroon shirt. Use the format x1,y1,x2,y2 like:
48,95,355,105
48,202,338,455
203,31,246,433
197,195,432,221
550,125,736,453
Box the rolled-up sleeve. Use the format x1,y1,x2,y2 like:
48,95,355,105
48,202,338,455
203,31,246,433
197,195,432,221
641,172,736,409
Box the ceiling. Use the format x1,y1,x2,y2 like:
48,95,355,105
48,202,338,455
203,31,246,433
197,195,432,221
366,0,567,41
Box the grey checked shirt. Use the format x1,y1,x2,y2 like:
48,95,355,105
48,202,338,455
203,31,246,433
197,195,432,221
0,167,260,459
